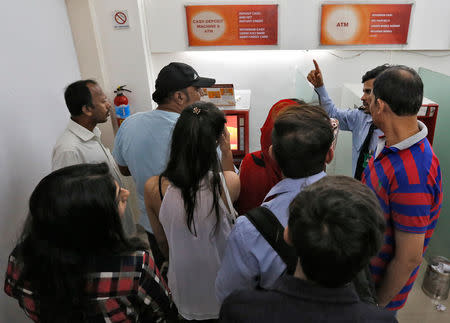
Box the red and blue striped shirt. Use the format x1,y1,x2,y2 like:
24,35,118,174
362,121,442,311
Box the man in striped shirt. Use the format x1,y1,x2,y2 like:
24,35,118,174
362,65,442,311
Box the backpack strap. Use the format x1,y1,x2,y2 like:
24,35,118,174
245,207,297,274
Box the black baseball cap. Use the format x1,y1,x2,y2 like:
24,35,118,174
152,62,216,103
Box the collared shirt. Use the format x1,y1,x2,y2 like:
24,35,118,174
113,110,180,233
4,249,178,322
52,119,136,236
215,172,326,303
362,121,442,310
373,120,428,158
52,120,118,175
220,274,396,323
315,86,382,177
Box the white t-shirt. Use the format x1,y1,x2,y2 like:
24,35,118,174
159,173,236,320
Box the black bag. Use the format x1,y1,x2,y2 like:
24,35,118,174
245,207,297,275
245,206,378,304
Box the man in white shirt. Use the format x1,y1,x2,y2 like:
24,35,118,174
52,80,136,236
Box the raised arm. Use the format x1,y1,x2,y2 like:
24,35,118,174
220,126,235,172
307,59,359,131
222,171,240,202
307,59,324,88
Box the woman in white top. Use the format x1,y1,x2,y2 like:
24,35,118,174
145,102,240,321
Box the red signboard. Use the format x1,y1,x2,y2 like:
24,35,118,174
186,5,278,46
321,3,413,45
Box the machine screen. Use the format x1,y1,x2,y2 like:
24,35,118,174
225,115,238,150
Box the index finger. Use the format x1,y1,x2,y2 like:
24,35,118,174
313,59,321,73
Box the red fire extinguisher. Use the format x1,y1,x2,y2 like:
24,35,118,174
114,85,132,127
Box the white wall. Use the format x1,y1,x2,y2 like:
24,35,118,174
66,0,155,148
65,0,152,220
67,0,450,154
89,0,154,115
0,1,80,321
147,0,450,152
151,50,450,152
66,0,116,143
148,0,450,51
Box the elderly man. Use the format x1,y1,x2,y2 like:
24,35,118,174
363,65,442,311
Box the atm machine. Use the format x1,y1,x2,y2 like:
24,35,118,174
201,87,250,168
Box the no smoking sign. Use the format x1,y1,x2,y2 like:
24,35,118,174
113,10,130,29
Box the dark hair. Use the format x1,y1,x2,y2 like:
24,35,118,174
361,64,390,83
64,79,97,116
15,163,145,322
288,176,385,288
288,98,306,105
373,65,424,116
162,101,226,235
271,105,333,178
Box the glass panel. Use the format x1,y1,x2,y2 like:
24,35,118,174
418,67,450,259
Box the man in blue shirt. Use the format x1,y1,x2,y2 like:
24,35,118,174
307,60,389,179
216,104,335,303
113,62,215,266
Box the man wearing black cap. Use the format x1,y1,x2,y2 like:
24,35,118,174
112,62,215,265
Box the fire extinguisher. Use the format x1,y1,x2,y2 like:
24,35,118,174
114,85,132,127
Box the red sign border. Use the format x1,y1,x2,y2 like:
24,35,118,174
185,4,279,47
319,3,414,46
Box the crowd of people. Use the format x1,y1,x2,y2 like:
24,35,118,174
4,61,442,323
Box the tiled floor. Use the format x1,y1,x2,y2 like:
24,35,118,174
397,261,450,322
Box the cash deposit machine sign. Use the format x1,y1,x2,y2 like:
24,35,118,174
320,3,413,45
186,5,278,46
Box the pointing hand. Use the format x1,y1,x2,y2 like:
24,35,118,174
307,59,324,88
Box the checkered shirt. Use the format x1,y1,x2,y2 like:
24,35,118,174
4,249,177,322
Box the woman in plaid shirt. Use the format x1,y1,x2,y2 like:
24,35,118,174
4,163,178,322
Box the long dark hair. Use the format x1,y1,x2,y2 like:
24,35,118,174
162,102,226,235
15,163,145,322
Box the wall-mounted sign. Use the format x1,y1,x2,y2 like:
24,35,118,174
186,5,278,46
200,84,236,107
320,3,413,45
113,10,129,30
